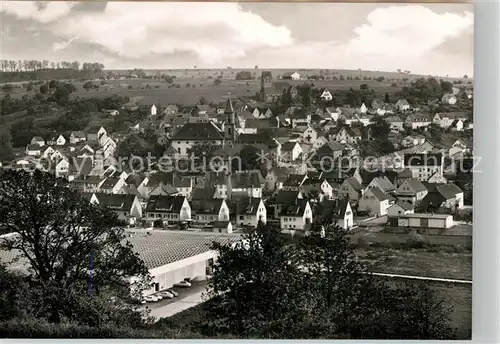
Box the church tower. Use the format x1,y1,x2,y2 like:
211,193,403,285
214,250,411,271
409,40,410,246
259,72,266,101
224,93,236,146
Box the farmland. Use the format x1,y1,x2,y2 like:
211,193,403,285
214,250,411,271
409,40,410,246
0,67,437,106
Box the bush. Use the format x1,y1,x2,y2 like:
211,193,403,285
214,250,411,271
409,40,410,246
0,319,222,339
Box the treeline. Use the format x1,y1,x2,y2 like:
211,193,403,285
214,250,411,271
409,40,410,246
0,60,105,83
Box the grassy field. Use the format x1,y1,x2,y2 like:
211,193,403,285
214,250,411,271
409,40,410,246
357,246,472,280
1,77,404,106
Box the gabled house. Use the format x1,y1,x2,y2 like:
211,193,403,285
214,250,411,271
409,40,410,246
280,141,302,163
325,107,341,121
248,107,273,119
441,93,457,105
313,141,344,163
282,71,301,80
312,136,328,151
236,197,267,227
421,183,464,212
387,201,414,217
339,177,363,201
358,187,392,216
171,122,224,157
54,157,70,178
427,171,448,184
433,112,468,129
30,136,45,147
302,127,318,145
192,199,230,224
359,103,368,114
150,104,158,116
98,177,127,194
395,178,428,205
87,126,107,143
282,174,308,191
212,221,233,234
320,89,333,101
395,99,410,111
145,195,191,225
289,108,311,128
385,115,404,132
70,131,86,144
331,126,361,144
404,153,444,182
366,176,396,194
90,193,142,225
25,144,41,157
230,171,264,199
164,104,179,115
401,135,426,148
48,134,66,146
317,199,353,230
404,113,432,129
265,167,294,192
279,199,313,231
272,189,303,218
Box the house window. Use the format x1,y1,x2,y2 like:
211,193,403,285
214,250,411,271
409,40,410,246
239,216,244,220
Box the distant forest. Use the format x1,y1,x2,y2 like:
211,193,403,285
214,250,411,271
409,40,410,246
0,60,105,83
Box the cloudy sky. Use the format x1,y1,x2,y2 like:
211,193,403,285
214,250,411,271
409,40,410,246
1,1,473,77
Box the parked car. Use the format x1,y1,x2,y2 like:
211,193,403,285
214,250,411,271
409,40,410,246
144,295,159,302
173,280,192,288
167,289,179,297
159,291,174,299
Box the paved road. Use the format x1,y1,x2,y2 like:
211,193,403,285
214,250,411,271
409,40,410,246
371,272,472,284
147,290,205,319
143,280,208,320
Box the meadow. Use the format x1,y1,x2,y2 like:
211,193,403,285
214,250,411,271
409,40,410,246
0,67,441,106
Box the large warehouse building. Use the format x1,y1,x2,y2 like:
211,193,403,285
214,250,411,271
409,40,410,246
0,230,241,297
126,229,240,295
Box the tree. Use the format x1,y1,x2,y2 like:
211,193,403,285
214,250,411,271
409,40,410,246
0,127,14,161
39,84,49,94
198,96,208,105
384,92,390,103
235,71,253,80
205,223,306,337
360,84,369,90
0,170,151,326
48,80,58,89
204,222,457,339
214,79,222,86
299,222,456,339
235,145,263,171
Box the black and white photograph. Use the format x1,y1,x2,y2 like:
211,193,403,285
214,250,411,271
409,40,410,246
0,1,474,340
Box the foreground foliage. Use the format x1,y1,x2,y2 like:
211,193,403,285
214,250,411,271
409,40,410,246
200,222,457,339
0,170,152,327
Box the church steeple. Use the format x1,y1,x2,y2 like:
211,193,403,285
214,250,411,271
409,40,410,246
259,72,266,101
224,93,236,146
224,94,235,114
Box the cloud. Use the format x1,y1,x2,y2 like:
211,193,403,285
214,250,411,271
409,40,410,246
346,5,473,57
248,5,473,76
1,1,77,23
1,2,473,76
3,2,294,64
52,36,78,52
